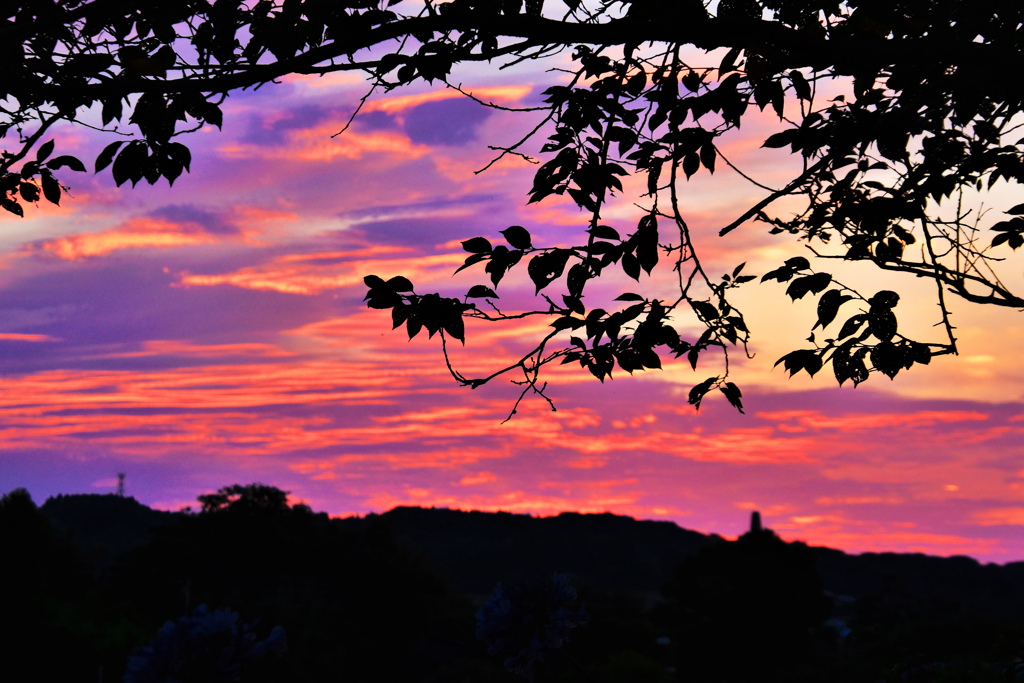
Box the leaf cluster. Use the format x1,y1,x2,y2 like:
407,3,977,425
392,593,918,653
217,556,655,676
364,274,475,343
767,261,935,385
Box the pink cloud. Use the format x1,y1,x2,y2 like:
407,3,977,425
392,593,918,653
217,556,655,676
459,471,498,486
0,333,57,342
178,250,465,295
972,508,1024,526
758,409,990,431
541,426,820,464
111,340,296,358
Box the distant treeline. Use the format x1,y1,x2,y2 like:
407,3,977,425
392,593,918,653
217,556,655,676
2,484,1022,683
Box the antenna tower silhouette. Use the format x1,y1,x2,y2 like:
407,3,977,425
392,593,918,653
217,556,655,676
116,472,126,497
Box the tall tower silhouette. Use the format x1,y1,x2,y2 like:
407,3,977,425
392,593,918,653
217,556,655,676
116,472,126,497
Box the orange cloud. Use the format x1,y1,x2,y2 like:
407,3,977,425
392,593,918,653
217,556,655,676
459,472,498,486
363,86,533,115
545,426,819,464
566,455,608,469
815,495,905,505
178,250,464,295
0,362,418,415
218,128,428,163
111,340,297,358
972,508,1024,526
333,445,514,470
32,217,221,260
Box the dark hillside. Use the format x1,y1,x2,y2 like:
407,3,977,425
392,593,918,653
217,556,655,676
7,490,1022,682
381,506,1024,615
811,546,1024,618
380,506,723,600
41,493,176,564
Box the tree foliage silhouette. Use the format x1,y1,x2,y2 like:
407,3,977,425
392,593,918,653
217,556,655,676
4,0,1023,413
196,483,292,514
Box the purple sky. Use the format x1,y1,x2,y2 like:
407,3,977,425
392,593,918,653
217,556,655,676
1,64,1022,562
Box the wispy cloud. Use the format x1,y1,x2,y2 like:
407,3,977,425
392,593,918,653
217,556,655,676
0,333,57,342
32,217,221,260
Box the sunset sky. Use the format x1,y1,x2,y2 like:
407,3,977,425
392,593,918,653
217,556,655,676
2,50,1023,563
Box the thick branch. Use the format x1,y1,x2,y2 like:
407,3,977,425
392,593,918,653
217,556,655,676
27,12,1023,102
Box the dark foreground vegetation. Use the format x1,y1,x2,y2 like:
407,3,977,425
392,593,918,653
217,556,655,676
2,484,1023,682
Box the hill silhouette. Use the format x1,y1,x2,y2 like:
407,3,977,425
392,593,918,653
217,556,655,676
1,487,1020,682
372,507,1024,616
41,493,177,566
377,506,722,602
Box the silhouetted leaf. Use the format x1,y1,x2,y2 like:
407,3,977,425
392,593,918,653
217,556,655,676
19,182,39,202
467,285,498,298
562,295,585,315
836,314,867,340
867,307,897,341
386,276,414,292
635,214,659,274
500,225,532,249
95,141,125,173
102,97,123,125
785,272,831,300
35,139,54,162
788,70,811,100
870,341,902,379
868,290,899,309
41,172,60,205
566,262,590,297
391,304,411,328
692,300,719,321
527,249,571,293
687,377,717,409
719,382,744,412
681,151,699,179
589,224,620,240
406,315,422,339
443,312,465,342
833,344,869,386
111,141,147,187
699,142,716,173
1,198,24,217
47,155,86,172
815,289,853,329
462,237,492,253
454,252,488,275
551,315,585,331
911,342,932,365
762,129,798,149
775,349,822,377
621,251,641,280
784,256,810,270
365,290,401,309
761,266,794,283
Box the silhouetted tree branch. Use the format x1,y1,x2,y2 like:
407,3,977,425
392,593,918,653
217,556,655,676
5,0,1023,412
